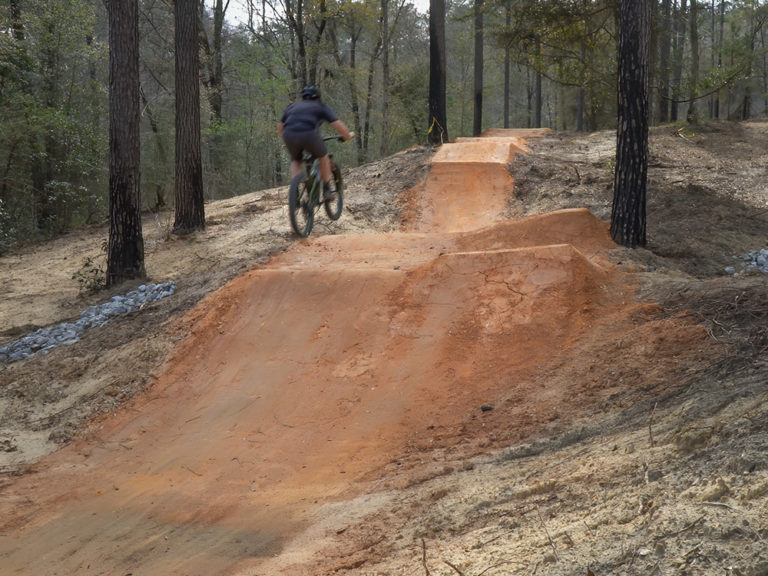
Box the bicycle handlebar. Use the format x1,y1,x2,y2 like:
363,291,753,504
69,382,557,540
323,131,355,143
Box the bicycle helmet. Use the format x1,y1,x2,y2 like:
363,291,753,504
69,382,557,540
301,85,321,100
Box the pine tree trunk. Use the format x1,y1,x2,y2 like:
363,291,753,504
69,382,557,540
611,0,650,248
659,0,672,122
428,0,448,145
534,38,543,128
714,0,725,117
106,0,145,286
174,0,205,235
670,0,687,122
503,3,511,129
379,0,390,157
472,0,483,136
686,0,699,122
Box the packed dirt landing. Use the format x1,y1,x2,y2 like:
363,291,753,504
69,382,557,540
0,131,651,576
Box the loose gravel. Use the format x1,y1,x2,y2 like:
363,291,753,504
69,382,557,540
725,248,768,275
0,282,176,364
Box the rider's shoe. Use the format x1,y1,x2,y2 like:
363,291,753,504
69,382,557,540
323,182,337,202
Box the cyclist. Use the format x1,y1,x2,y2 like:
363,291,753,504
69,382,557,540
278,85,355,201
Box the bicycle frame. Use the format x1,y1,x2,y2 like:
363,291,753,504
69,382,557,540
303,157,323,211
288,135,344,237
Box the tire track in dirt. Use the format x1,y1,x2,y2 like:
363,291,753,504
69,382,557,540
0,130,637,576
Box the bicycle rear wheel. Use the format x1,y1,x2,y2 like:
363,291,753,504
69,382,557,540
289,173,314,237
324,164,344,221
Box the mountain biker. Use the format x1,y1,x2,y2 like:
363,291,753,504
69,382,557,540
278,85,355,201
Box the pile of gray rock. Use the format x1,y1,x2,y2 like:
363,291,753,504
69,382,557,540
0,281,176,364
725,248,768,276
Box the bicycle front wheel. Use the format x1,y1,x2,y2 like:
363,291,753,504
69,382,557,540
289,173,314,237
324,164,344,221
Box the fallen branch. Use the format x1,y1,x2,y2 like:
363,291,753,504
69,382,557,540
703,501,736,510
536,505,559,561
655,514,705,539
421,538,431,576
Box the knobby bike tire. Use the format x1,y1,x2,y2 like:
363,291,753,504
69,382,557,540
324,164,344,221
289,173,314,237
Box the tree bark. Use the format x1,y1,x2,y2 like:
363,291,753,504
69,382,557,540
503,2,511,129
379,0,390,156
534,38,542,128
174,0,206,235
472,0,483,136
686,0,699,122
611,0,650,248
577,39,586,131
428,0,448,145
714,0,725,118
106,0,145,286
670,0,687,122
658,0,672,123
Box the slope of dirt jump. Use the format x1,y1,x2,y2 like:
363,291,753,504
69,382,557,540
2,123,767,576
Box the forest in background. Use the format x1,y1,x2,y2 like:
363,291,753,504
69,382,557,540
1,0,767,254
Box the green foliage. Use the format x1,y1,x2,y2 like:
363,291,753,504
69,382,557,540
0,0,107,247
72,253,106,295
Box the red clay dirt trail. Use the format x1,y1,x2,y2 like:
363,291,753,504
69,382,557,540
0,130,639,575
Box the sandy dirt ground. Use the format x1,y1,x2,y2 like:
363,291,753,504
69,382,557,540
1,123,767,576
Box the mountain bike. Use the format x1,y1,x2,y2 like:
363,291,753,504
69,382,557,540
288,135,345,237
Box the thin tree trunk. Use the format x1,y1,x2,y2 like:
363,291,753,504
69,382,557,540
535,68,542,128
472,0,483,136
106,0,145,286
658,0,672,123
612,0,651,248
670,0,687,122
380,0,390,156
503,2,511,128
715,0,725,117
686,0,699,122
742,2,756,120
577,40,586,131
363,33,382,157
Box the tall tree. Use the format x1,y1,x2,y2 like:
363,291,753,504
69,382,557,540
658,0,672,122
174,0,206,234
503,1,511,128
379,0,390,156
428,0,448,145
472,0,483,136
714,0,725,118
687,0,699,121
670,0,687,122
106,0,146,285
611,0,651,248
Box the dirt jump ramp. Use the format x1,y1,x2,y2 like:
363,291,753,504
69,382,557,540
0,131,629,575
